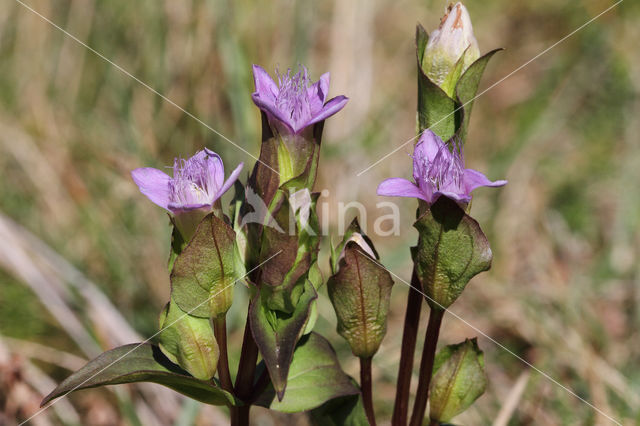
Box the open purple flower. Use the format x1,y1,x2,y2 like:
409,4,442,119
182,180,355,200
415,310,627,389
251,64,348,134
131,148,243,215
377,130,506,204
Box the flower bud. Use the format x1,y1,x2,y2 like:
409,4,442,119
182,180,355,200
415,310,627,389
421,2,480,96
158,300,219,381
429,338,487,423
328,219,393,358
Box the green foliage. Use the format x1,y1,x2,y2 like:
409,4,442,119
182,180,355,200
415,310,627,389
250,280,318,400
170,213,237,319
41,343,237,407
310,394,369,426
429,339,487,423
328,224,393,358
255,333,359,413
157,299,219,380
416,24,500,142
412,197,492,310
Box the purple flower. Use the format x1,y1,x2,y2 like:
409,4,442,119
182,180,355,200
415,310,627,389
251,64,348,134
131,148,243,215
377,130,506,204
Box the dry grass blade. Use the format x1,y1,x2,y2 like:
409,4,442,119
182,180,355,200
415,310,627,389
0,210,185,423
493,369,531,426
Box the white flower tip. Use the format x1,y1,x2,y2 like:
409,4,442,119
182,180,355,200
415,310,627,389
423,2,480,88
338,232,376,263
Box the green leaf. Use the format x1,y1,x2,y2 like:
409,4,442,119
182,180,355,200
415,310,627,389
429,339,487,423
416,24,458,141
259,191,320,312
310,394,369,426
328,238,393,358
254,333,359,413
157,299,219,380
454,49,501,141
250,280,318,400
247,112,281,209
171,213,237,319
41,344,237,407
412,197,492,310
303,261,323,335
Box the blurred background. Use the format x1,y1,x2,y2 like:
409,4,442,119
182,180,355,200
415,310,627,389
1,0,639,424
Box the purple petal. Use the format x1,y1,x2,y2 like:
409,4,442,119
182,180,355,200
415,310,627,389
377,178,429,201
463,169,507,193
413,130,446,183
131,167,172,211
203,148,225,189
307,72,331,112
305,95,349,129
212,162,244,203
433,191,472,204
168,203,211,214
252,65,278,101
251,93,296,133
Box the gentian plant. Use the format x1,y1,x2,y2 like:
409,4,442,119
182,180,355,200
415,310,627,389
43,2,505,425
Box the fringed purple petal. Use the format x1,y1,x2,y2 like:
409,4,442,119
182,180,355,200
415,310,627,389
305,95,349,129
463,168,507,193
203,148,225,190
251,93,296,133
213,162,244,203
131,167,172,211
413,130,445,174
252,64,278,101
307,72,330,112
377,178,429,201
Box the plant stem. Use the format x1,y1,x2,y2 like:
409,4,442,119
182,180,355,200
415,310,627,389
392,270,423,426
409,308,444,426
212,317,233,393
360,357,377,426
248,367,270,403
233,309,259,426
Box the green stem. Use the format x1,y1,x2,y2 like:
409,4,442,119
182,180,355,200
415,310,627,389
392,270,423,426
360,357,377,426
212,318,233,393
409,308,444,426
233,309,259,426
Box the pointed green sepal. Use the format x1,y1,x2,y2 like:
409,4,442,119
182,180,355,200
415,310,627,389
250,279,318,400
254,333,359,413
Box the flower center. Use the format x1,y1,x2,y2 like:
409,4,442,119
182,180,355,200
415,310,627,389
275,67,311,127
425,141,465,192
169,156,215,207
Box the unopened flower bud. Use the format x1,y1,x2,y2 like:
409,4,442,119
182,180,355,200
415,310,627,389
429,338,487,423
328,219,393,358
422,2,480,96
158,300,219,381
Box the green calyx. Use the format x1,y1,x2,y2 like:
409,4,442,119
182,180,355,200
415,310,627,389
429,338,487,422
328,219,393,358
412,197,492,310
157,299,219,381
170,213,237,319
